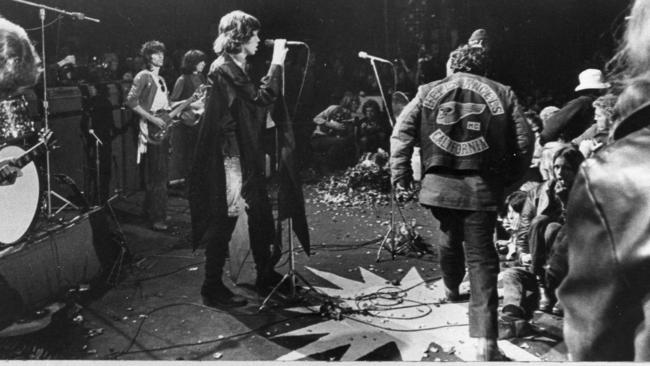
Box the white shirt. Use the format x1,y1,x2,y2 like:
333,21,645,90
150,72,169,111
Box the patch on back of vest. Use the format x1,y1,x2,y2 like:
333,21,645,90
467,121,481,131
424,78,505,115
436,102,486,125
429,129,489,156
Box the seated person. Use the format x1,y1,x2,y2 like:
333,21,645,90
358,99,389,153
311,101,357,171
572,94,617,158
500,146,584,320
496,190,530,261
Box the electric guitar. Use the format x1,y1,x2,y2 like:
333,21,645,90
146,84,209,145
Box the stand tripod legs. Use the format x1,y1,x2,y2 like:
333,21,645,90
258,219,318,312
376,225,396,262
258,269,319,311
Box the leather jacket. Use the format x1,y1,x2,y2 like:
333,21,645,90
515,179,564,253
391,72,532,187
558,102,650,361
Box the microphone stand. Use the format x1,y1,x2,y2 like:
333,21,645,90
9,0,99,218
362,57,405,261
88,129,102,205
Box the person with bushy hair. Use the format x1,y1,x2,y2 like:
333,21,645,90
0,17,41,100
558,0,650,360
189,10,289,308
390,42,532,360
0,17,41,187
572,93,617,157
126,40,172,231
358,99,389,153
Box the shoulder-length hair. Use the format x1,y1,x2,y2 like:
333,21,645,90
552,145,585,173
0,18,42,99
212,10,261,55
181,49,206,74
140,40,166,69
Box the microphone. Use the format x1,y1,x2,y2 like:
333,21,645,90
358,51,393,64
263,39,306,47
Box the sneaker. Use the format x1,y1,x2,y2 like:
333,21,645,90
201,286,247,308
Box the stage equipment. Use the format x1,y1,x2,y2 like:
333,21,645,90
258,49,314,310
357,51,416,261
9,0,99,218
263,39,307,47
0,96,36,144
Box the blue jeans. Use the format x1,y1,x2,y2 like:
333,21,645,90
431,207,499,339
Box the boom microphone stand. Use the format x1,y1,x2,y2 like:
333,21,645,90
357,52,404,261
9,0,99,218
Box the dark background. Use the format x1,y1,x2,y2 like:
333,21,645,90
2,0,631,106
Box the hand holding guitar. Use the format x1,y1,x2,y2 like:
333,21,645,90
0,129,53,186
0,163,22,186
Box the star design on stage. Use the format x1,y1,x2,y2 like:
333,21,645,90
273,266,540,361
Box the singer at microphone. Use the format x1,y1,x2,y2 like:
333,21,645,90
358,51,393,64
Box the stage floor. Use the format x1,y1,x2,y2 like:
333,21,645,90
0,179,567,361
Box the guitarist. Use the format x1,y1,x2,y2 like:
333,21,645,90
126,40,177,231
0,17,41,187
169,50,207,184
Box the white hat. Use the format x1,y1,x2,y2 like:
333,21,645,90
575,69,610,92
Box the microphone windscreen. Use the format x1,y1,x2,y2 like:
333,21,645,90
264,39,275,47
358,51,368,58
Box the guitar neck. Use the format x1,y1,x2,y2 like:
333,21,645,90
12,141,45,169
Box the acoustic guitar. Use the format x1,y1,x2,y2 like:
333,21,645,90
0,130,54,245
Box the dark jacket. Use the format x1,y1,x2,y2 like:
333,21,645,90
515,179,564,253
540,95,595,145
188,54,309,252
188,54,280,247
391,72,532,189
558,102,650,361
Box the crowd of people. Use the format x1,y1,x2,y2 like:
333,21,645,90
4,0,650,361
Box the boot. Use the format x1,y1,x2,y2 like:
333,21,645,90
201,282,247,308
474,337,510,361
537,284,556,313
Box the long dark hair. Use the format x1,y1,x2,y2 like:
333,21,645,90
181,49,206,74
140,40,166,70
212,10,261,55
0,18,42,99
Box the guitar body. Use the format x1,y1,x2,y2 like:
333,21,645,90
145,112,174,145
145,84,209,145
0,145,40,245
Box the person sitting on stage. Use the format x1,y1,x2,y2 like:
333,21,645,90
310,94,359,172
125,40,172,231
0,16,42,329
358,99,389,153
572,94,617,158
0,17,42,186
500,146,583,322
188,10,288,308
